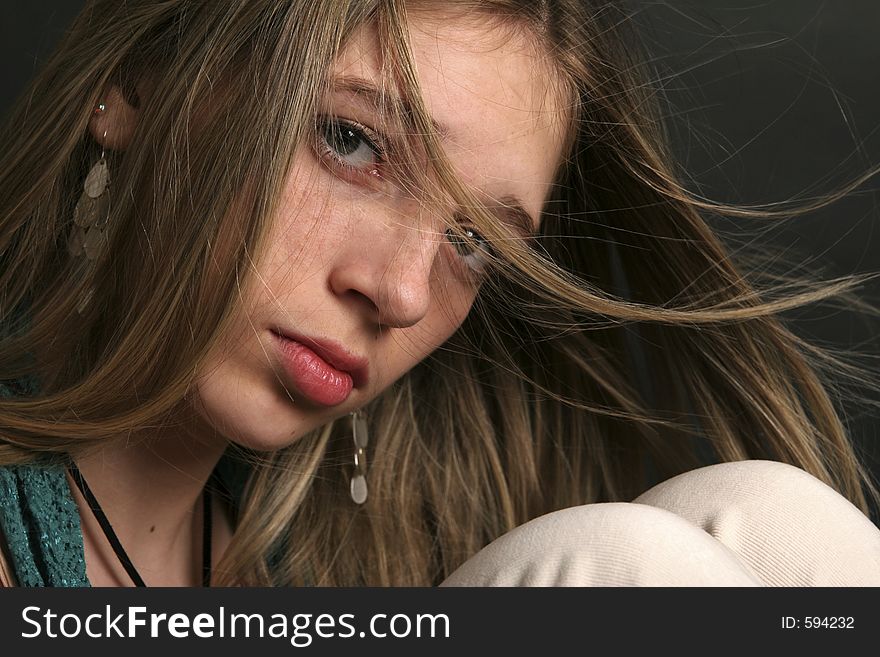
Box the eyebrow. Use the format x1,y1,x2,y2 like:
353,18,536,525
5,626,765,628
496,196,540,237
330,75,451,139
329,76,540,236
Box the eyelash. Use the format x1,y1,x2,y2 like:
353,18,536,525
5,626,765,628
315,116,387,184
315,116,493,276
445,225,494,277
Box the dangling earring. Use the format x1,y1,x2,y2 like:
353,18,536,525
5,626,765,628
69,101,112,261
350,411,369,504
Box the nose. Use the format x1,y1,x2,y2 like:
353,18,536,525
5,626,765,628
328,213,442,329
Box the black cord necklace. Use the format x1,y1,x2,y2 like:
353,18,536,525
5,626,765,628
68,462,213,587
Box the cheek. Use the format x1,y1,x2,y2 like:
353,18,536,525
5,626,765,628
431,256,482,329
187,321,310,448
388,273,478,368
434,283,478,338
188,319,263,428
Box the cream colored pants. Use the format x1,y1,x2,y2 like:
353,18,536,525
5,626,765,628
440,460,880,586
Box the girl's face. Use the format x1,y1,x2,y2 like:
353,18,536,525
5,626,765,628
192,12,568,449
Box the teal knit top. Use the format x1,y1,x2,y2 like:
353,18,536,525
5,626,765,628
0,370,90,586
0,373,249,587
0,462,90,586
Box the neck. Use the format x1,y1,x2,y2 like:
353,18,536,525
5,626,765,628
69,406,228,586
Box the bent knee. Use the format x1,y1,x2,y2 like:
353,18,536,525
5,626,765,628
633,460,880,585
635,460,842,508
633,459,873,533
440,502,761,586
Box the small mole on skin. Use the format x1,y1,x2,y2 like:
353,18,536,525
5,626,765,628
150,526,155,533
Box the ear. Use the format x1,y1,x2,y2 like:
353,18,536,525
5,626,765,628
88,78,152,151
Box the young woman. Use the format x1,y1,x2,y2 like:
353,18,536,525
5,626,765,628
1,0,878,587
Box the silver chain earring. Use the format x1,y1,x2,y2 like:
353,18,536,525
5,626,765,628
350,411,369,504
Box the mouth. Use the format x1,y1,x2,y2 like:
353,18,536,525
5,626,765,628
270,328,369,407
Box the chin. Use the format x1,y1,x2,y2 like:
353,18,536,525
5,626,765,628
225,424,306,453
190,384,318,453
222,407,320,453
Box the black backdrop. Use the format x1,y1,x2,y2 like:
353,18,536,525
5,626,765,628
2,1,879,519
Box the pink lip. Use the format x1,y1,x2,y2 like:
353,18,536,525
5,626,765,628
270,329,369,407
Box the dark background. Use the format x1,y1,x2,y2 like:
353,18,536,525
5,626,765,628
2,1,879,516
631,1,880,520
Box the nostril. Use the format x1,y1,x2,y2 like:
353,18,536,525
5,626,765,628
333,286,380,318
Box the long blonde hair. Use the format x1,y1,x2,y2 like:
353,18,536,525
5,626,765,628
1,0,878,585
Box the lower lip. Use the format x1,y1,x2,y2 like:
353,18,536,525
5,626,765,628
272,333,354,407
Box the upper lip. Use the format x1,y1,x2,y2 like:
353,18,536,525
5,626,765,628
271,328,370,388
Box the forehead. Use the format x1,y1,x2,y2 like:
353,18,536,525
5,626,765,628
330,11,570,225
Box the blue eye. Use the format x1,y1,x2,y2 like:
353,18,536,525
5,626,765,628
445,226,493,274
318,118,384,174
